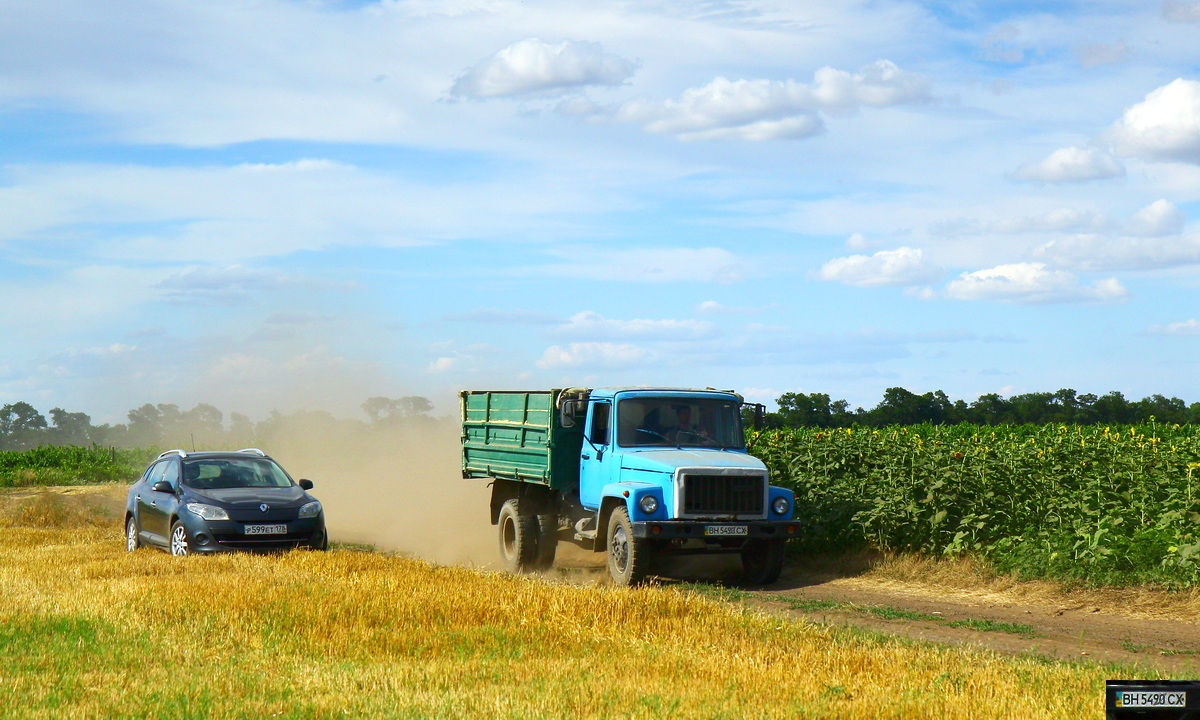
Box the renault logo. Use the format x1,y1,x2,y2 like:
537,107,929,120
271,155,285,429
259,503,270,512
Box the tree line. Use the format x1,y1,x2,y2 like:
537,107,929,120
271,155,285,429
759,387,1200,428
0,396,434,451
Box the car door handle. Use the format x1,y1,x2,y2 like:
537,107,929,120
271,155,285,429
582,454,591,459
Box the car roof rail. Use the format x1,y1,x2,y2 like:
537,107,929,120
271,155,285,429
238,447,267,457
158,449,188,460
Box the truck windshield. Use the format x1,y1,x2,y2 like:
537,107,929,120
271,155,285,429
616,397,746,449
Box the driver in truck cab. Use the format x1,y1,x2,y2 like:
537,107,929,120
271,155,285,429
667,405,708,444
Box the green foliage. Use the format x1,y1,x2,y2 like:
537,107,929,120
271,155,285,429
0,445,158,487
751,422,1200,587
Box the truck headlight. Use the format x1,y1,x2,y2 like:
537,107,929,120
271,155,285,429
186,503,230,521
639,495,659,514
299,501,322,519
772,497,790,515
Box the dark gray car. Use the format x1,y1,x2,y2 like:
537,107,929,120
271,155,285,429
124,448,327,555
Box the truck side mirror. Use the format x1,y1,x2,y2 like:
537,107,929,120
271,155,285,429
560,400,576,428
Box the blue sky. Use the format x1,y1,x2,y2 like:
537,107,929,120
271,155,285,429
3,0,1200,423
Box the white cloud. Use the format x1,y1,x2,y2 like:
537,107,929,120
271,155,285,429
535,342,653,369
538,246,746,283
1010,147,1125,183
1126,199,1187,237
696,301,771,315
554,311,715,340
427,357,458,373
1106,79,1200,164
1163,1,1200,23
945,263,1127,304
817,247,942,287
932,207,1112,237
443,308,561,324
1032,233,1200,271
617,60,929,141
1147,319,1200,335
1078,42,1129,68
157,265,292,305
450,38,637,99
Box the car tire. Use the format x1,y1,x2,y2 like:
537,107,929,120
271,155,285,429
534,514,557,571
497,499,538,573
740,538,785,585
125,516,140,552
309,529,328,551
606,506,648,587
169,520,192,557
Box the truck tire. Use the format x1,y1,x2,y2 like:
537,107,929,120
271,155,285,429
606,506,649,587
534,514,557,571
498,499,539,573
740,538,785,585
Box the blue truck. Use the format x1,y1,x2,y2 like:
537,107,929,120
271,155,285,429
461,387,798,586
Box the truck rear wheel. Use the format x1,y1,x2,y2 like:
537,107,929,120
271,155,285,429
498,499,539,573
606,506,648,587
740,538,785,585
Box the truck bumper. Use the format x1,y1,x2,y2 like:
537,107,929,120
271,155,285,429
631,519,799,540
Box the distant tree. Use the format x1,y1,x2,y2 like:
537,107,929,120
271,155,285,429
361,396,434,424
48,407,93,446
0,402,49,450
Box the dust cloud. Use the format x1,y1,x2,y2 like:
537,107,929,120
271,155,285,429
254,413,500,569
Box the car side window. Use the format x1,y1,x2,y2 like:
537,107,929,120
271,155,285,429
161,460,180,488
147,461,168,488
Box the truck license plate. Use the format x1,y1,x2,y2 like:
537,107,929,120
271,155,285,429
704,525,748,536
245,524,287,535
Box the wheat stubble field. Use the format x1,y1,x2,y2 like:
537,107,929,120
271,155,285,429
0,488,1174,719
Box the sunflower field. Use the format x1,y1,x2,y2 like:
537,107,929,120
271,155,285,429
751,423,1200,587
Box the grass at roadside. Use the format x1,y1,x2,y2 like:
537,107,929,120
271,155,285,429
0,492,1176,719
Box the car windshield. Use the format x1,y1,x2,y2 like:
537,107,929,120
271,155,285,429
181,458,293,490
616,397,746,449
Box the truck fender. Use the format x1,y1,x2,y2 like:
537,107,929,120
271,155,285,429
598,482,667,522
767,486,796,520
489,479,556,525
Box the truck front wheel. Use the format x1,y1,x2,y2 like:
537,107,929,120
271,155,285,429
740,538,785,585
498,499,539,573
606,506,649,587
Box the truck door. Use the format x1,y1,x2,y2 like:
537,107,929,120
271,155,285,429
579,400,615,510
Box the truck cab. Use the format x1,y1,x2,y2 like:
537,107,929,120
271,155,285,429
462,387,798,586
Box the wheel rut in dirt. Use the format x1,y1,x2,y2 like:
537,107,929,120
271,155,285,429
740,568,1200,674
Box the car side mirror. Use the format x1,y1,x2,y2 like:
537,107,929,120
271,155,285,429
299,479,314,490
152,481,173,493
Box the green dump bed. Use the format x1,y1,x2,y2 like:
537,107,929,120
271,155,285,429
460,390,583,491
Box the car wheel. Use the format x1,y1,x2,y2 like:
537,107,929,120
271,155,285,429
125,516,140,552
740,538,785,585
309,529,328,551
169,520,191,557
497,499,538,573
606,506,648,587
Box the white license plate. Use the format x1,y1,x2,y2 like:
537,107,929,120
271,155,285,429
704,525,748,536
245,524,287,535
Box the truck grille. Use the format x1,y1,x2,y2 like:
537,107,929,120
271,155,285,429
680,473,765,517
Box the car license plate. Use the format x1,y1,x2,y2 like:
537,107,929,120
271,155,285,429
245,524,287,535
704,525,748,536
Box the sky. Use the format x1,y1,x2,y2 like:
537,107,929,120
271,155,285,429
3,0,1200,424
